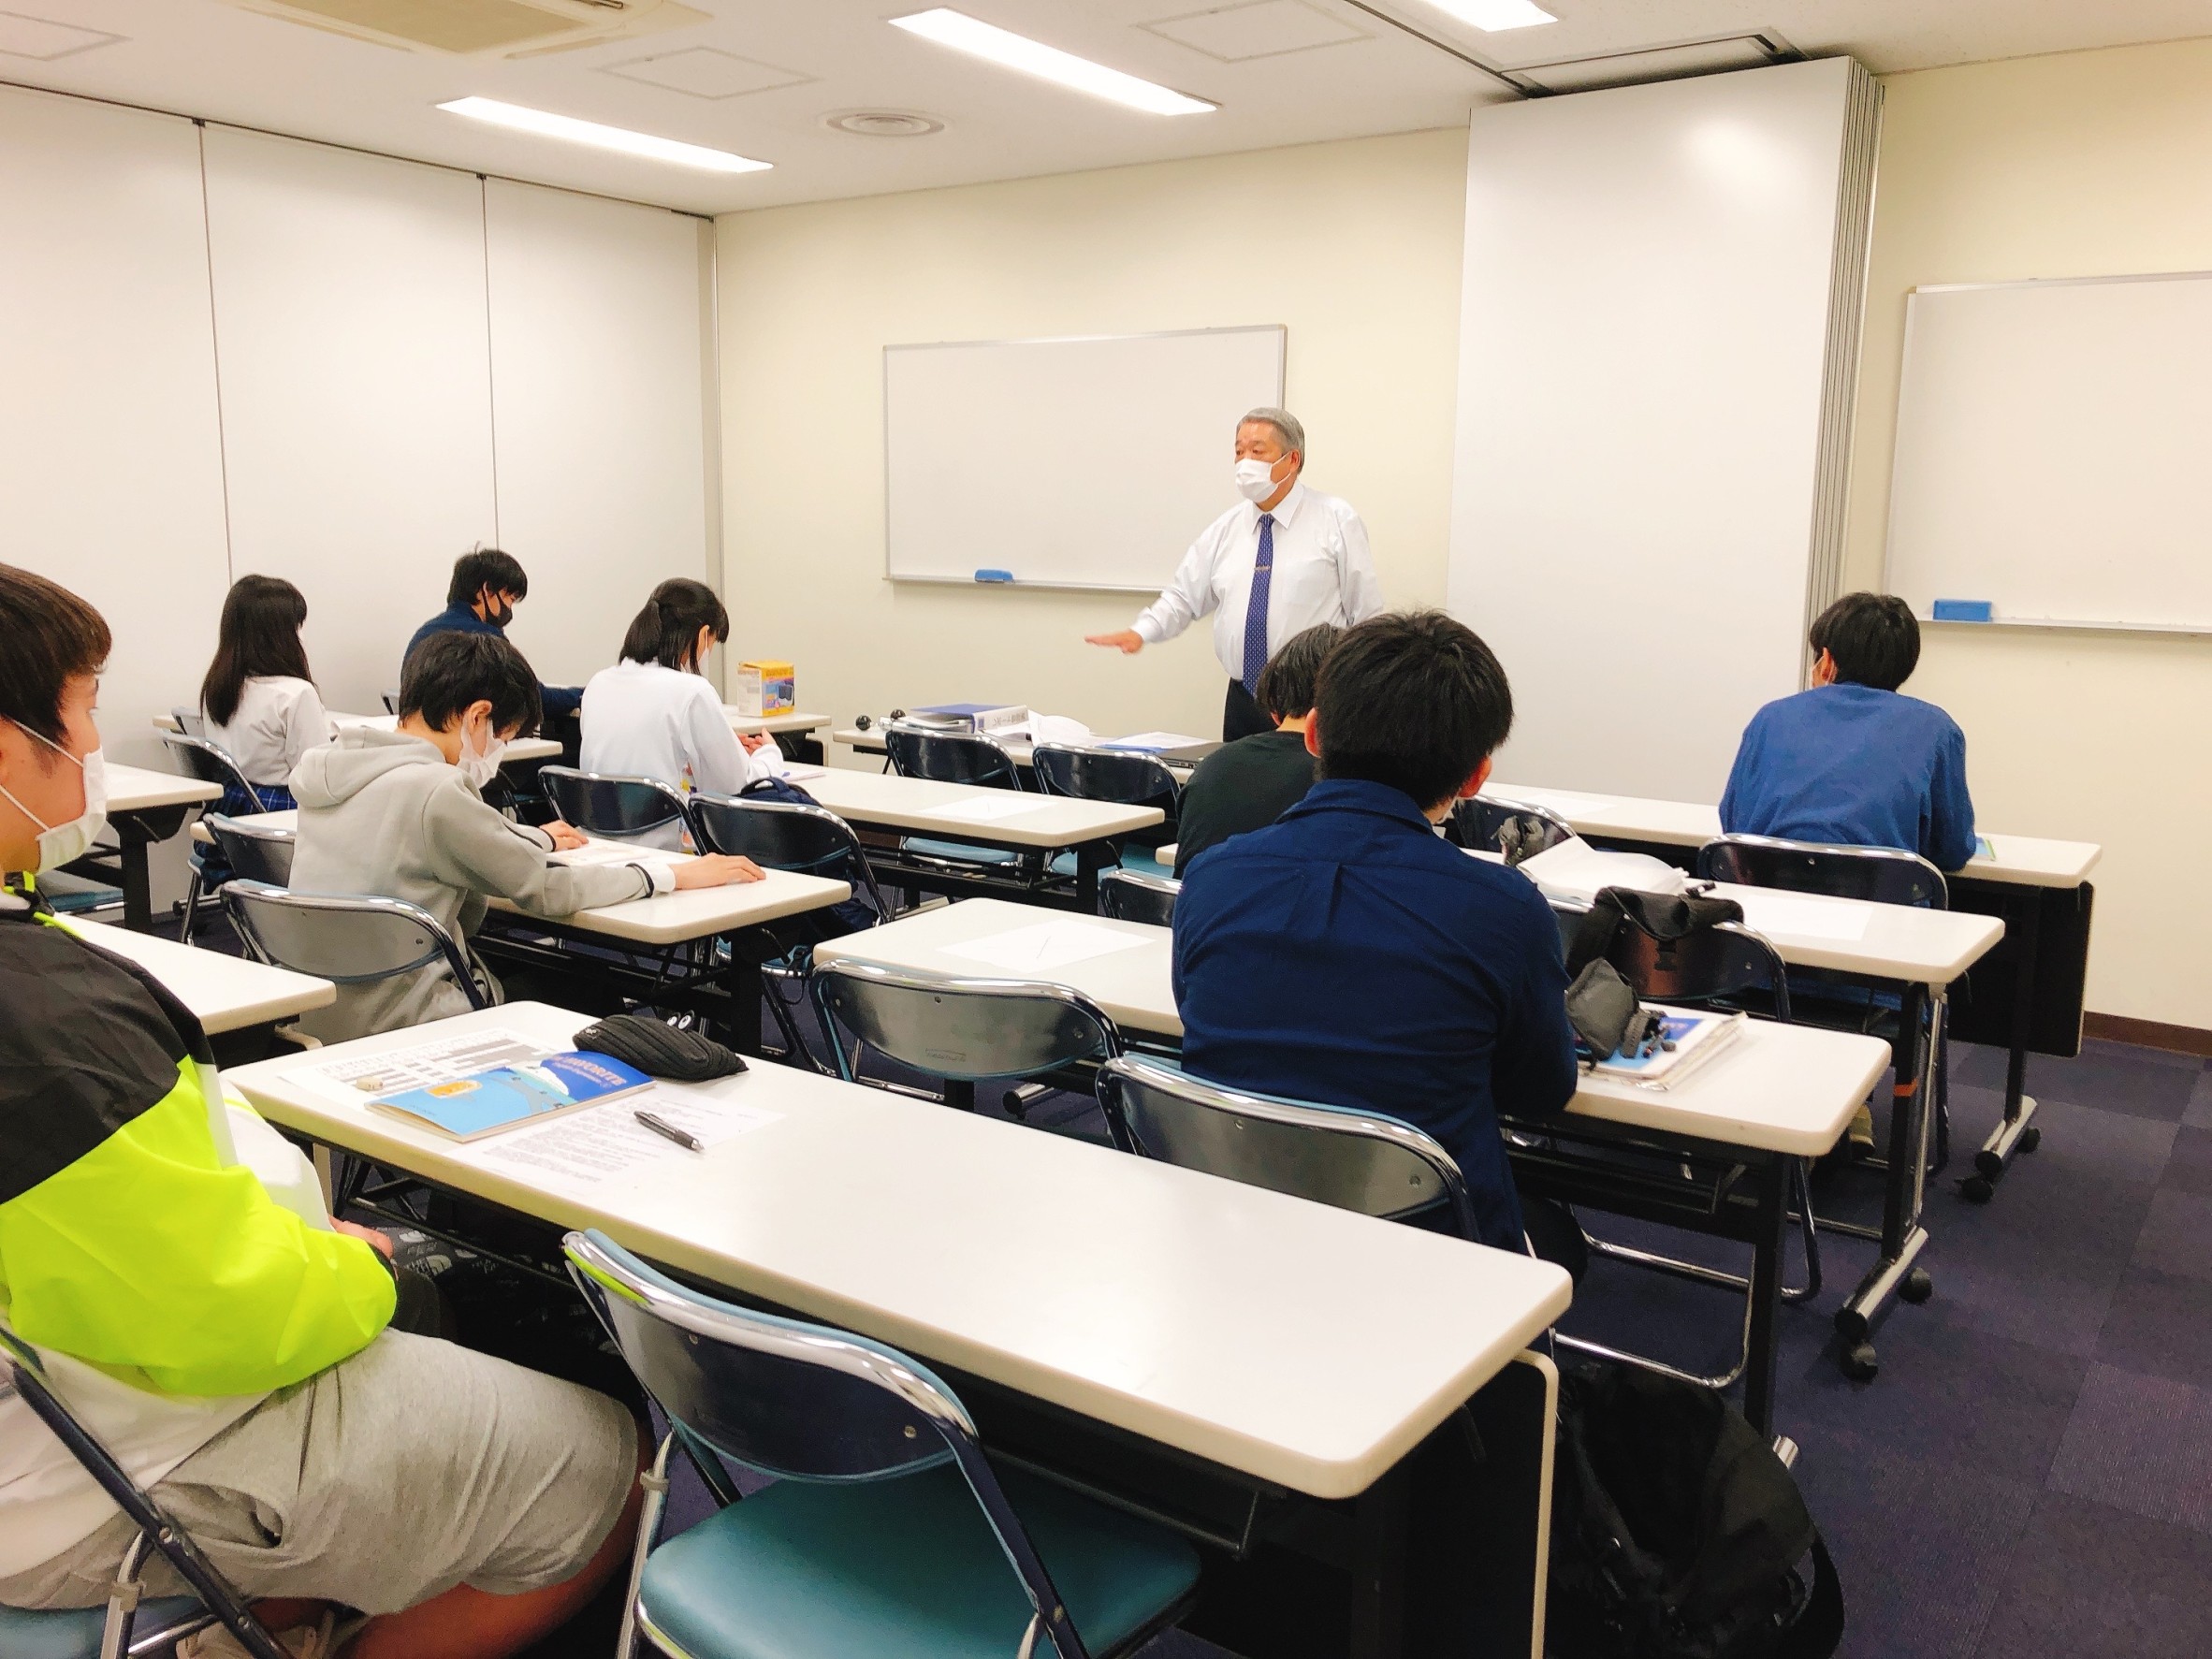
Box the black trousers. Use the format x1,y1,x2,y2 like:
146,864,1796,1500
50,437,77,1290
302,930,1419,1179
1221,677,1273,742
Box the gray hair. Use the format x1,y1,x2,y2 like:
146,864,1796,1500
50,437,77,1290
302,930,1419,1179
1240,406,1306,461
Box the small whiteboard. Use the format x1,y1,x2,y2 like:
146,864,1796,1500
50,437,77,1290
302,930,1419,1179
884,326,1285,590
1886,271,2212,633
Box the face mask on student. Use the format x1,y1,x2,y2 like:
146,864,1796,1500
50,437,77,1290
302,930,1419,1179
1234,457,1287,503
483,590,515,628
458,721,508,791
0,723,108,872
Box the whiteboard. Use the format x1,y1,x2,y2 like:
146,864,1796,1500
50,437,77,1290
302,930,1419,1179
884,327,1285,590
1887,271,2212,633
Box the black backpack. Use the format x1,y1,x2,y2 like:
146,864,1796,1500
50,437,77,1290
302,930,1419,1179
1548,1360,1843,1659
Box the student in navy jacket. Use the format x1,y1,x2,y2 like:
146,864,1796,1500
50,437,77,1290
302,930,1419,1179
1720,591,1977,872
1172,609,1578,1256
404,547,582,721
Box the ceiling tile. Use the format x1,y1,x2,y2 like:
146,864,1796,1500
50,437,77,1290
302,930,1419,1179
601,45,813,100
0,8,125,60
1142,0,1368,63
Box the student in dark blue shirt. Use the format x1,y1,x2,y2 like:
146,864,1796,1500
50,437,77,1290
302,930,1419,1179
1173,609,1578,1254
405,547,583,720
1720,592,1976,872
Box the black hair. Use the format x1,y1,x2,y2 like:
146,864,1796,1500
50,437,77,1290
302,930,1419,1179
446,547,530,610
1314,610,1513,811
1256,623,1340,723
1810,591,1920,691
0,564,111,749
398,631,543,739
619,577,730,672
200,575,313,727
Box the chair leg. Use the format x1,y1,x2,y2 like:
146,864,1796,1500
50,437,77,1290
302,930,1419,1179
99,1531,153,1659
762,979,822,1072
619,1435,675,1659
178,869,203,946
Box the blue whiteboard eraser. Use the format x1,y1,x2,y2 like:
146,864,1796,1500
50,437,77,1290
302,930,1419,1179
974,568,1013,584
1931,599,1993,622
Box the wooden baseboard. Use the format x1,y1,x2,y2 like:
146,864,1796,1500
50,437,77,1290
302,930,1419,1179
2083,1011,2212,1058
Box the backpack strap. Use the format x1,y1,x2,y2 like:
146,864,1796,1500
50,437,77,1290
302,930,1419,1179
1782,1534,1845,1659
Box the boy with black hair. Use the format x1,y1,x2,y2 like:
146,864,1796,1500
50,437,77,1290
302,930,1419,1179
404,547,582,720
1171,623,1337,875
291,631,763,1042
1172,609,1578,1253
1721,591,1977,872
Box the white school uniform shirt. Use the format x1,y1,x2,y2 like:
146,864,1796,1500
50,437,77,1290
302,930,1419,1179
1130,481,1384,681
580,660,780,808
204,675,338,788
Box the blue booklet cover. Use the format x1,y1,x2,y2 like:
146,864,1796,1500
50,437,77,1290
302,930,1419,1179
370,1051,653,1142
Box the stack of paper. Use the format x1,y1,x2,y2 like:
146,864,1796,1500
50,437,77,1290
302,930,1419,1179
1516,837,1688,903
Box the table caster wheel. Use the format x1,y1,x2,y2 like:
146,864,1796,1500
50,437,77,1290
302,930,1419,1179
2020,1126,2042,1154
1961,1174,1994,1203
1841,1343,1879,1383
1899,1267,1933,1304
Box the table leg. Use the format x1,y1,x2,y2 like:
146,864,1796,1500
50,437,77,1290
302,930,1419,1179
721,927,765,1057
118,837,153,933
1970,893,2044,1201
1834,981,1933,1381
1349,1461,1409,1659
1075,841,1110,913
1741,1156,1787,1440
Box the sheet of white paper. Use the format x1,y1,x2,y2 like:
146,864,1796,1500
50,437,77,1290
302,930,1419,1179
298,1026,557,1109
1105,732,1210,751
935,794,1054,824
1733,893,1870,942
472,1084,782,1195
551,839,683,870
941,920,1151,974
779,764,827,781
331,712,397,732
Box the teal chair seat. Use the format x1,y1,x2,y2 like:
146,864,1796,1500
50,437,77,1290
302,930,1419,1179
0,1597,205,1659
638,1461,1199,1659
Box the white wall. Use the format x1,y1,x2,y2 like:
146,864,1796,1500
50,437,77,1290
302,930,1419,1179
714,128,1470,745
1843,38,2212,1026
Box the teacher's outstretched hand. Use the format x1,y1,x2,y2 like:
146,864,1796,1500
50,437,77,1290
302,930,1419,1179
1081,407,1382,740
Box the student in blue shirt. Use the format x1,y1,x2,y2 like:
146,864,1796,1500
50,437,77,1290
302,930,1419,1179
404,547,583,721
1720,591,1976,871
1173,609,1579,1255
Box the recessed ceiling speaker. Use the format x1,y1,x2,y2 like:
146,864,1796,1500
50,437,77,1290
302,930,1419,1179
823,110,946,138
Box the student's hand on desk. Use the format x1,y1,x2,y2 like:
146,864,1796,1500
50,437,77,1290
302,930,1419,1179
676,853,765,889
1084,630,1144,654
334,1219,395,1259
736,732,774,754
544,821,589,851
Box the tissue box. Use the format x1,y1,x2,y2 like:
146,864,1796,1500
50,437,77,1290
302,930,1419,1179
732,660,795,718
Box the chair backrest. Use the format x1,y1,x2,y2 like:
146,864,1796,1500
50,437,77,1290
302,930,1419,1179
1450,794,1576,860
1096,1056,1476,1236
688,793,885,921
813,961,1121,1083
1697,832,1948,910
883,723,1021,791
1030,744,1179,817
562,1230,1095,1659
1597,917,1792,1023
205,814,296,886
379,689,401,715
222,880,487,1007
538,765,690,842
1099,869,1180,927
160,733,255,803
170,706,208,738
0,1328,288,1659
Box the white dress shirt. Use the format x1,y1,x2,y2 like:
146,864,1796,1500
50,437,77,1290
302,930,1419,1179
581,661,781,849
204,675,337,788
1130,481,1384,680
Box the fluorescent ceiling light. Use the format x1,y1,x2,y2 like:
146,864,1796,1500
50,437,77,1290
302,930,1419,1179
1422,0,1558,31
437,96,771,173
889,8,1215,116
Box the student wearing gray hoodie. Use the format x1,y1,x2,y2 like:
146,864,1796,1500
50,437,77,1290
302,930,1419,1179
289,632,762,1042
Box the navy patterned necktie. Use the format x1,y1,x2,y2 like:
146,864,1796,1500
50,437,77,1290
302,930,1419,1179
1242,513,1276,695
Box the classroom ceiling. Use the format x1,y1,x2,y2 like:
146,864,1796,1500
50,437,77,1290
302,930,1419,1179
5,0,2205,215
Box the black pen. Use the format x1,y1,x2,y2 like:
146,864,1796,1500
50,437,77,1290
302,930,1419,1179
633,1110,705,1153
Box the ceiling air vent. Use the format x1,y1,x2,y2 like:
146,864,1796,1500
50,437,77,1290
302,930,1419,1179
824,110,946,138
219,0,706,58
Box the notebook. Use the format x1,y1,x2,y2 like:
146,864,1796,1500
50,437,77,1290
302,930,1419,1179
369,1050,654,1142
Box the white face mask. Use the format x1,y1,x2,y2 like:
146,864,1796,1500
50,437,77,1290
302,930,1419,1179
457,722,508,791
1234,456,1287,503
0,723,107,873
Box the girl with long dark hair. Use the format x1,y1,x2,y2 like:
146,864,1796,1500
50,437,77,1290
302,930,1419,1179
199,575,336,812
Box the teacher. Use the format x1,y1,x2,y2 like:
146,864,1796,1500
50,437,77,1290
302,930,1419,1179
1085,407,1383,740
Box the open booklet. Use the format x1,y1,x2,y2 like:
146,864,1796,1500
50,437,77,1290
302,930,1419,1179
1515,835,1689,903
1583,1006,1745,1090
368,1050,653,1141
